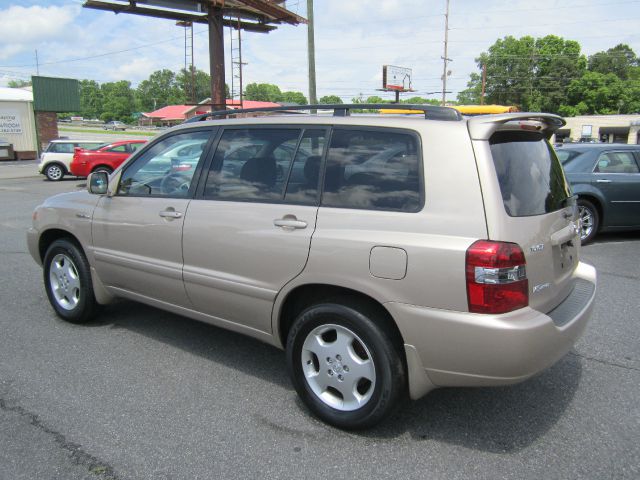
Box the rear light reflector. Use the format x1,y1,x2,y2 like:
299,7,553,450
466,240,528,314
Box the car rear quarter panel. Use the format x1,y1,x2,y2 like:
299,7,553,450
272,121,488,343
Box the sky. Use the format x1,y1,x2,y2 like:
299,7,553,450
0,0,639,103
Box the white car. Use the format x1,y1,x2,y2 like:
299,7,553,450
103,121,127,131
38,139,105,181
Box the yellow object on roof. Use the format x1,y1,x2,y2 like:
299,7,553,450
380,105,519,115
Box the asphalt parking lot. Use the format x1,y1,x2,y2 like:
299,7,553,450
0,162,638,480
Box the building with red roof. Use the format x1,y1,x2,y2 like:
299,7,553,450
140,99,281,126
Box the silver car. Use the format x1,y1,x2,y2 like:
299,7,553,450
27,105,596,429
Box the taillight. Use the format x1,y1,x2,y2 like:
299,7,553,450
466,240,528,314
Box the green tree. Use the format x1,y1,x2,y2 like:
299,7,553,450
319,95,343,104
559,71,627,115
457,35,587,113
136,69,185,112
244,83,283,102
7,79,31,88
175,68,230,103
402,96,440,105
79,80,103,119
101,81,135,122
281,91,308,104
589,44,638,80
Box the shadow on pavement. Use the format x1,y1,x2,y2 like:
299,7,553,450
93,299,582,453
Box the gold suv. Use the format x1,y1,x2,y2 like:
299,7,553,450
27,104,596,429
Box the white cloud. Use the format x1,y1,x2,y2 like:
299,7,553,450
0,4,79,60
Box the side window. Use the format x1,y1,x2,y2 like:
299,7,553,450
117,130,212,198
596,151,640,173
284,129,326,205
204,128,301,202
321,129,421,212
77,143,104,151
107,144,128,153
129,143,145,152
50,143,74,154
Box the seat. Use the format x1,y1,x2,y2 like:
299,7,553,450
240,157,277,187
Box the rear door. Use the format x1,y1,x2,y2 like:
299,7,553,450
475,128,578,313
591,149,640,227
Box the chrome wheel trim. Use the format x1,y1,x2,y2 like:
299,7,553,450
578,205,594,241
49,254,81,310
46,165,63,180
301,323,376,412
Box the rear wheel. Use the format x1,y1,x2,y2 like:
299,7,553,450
44,163,65,181
578,198,599,244
286,302,405,429
43,239,97,324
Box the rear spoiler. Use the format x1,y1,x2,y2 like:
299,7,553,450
467,113,565,140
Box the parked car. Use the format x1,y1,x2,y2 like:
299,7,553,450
103,121,127,131
38,139,106,181
69,139,147,178
27,105,596,429
556,143,640,243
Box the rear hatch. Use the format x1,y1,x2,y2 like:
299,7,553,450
469,114,579,313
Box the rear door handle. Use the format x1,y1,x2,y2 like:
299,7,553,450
596,179,611,183
274,216,307,230
159,210,183,219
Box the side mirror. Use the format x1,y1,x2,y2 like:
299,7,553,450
88,171,108,195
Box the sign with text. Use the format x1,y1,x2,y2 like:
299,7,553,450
383,65,412,91
0,110,22,135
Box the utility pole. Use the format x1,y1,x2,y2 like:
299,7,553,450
307,0,317,105
35,50,40,76
441,0,451,106
481,63,486,105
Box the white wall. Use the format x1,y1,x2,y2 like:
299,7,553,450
0,100,38,154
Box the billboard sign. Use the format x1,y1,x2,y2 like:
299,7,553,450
383,65,412,92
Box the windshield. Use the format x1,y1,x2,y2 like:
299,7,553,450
490,131,571,217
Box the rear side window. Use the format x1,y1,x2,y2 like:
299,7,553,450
490,131,571,217
595,151,640,174
47,143,74,154
321,129,421,212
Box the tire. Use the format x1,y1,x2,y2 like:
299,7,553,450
44,163,65,181
92,166,113,176
43,239,98,324
578,198,599,245
286,302,405,429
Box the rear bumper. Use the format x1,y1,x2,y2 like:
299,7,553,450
387,261,596,399
69,161,89,177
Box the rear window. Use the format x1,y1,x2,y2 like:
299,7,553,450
490,131,571,217
321,129,421,212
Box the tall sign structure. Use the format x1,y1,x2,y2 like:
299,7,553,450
83,1,307,109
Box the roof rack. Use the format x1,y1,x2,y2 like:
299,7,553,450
183,103,463,123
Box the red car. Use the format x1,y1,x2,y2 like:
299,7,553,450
69,139,147,177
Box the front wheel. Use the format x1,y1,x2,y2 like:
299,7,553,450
286,303,405,429
43,239,98,324
578,198,599,244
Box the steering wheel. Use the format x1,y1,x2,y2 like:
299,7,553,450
160,173,191,195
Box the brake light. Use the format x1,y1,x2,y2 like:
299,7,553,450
466,240,528,314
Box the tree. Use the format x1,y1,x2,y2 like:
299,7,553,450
136,69,185,112
100,81,136,122
457,35,587,113
281,91,307,104
79,80,103,119
244,83,283,102
7,79,31,88
319,95,342,104
589,44,638,80
559,71,626,115
402,96,440,105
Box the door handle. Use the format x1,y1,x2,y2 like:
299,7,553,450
596,179,611,183
159,210,183,219
274,216,307,230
